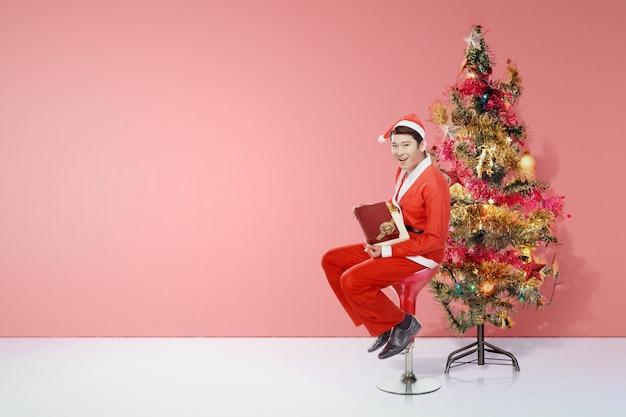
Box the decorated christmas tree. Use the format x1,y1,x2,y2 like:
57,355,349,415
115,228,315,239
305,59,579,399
429,25,565,335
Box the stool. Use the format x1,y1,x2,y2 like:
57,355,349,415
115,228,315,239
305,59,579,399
376,266,442,395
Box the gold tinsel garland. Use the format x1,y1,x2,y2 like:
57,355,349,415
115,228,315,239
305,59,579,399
448,190,558,251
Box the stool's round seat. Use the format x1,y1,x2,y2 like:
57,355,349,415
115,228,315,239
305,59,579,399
392,266,440,317
377,266,442,395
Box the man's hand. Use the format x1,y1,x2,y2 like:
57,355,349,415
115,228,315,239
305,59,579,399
365,244,382,258
352,202,372,218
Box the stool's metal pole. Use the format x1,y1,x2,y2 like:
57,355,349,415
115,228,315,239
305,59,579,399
401,343,416,383
377,342,441,395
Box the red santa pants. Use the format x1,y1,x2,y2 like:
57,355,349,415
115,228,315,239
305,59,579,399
321,243,426,336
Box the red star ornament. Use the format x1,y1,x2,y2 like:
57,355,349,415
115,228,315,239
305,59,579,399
523,258,546,281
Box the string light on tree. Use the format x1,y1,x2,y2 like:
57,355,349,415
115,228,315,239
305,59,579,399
480,282,495,295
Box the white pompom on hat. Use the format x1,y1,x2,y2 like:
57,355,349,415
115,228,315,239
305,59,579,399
377,113,426,143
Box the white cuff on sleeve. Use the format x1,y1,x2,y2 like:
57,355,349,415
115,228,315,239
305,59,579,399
381,245,392,258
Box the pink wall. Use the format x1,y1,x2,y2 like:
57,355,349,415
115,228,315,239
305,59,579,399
1,0,624,337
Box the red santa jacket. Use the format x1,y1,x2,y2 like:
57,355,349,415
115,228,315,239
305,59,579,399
387,156,451,266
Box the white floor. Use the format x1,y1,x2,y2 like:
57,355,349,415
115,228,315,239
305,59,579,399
0,337,623,417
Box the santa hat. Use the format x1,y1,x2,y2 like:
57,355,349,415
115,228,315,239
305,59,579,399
377,113,426,143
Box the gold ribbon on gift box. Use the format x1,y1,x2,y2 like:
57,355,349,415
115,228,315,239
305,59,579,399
376,219,397,241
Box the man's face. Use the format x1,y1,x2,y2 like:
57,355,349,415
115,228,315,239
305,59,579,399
391,133,425,173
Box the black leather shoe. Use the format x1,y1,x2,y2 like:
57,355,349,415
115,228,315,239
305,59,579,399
378,316,421,359
367,330,391,353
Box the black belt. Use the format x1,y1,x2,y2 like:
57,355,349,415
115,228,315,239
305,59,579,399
405,225,423,234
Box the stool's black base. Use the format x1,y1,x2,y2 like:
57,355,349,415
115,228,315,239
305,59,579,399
377,343,442,395
445,324,520,373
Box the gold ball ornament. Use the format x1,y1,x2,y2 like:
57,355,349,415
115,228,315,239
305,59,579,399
519,151,536,171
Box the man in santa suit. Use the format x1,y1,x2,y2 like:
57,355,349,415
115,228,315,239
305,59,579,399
321,114,451,359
